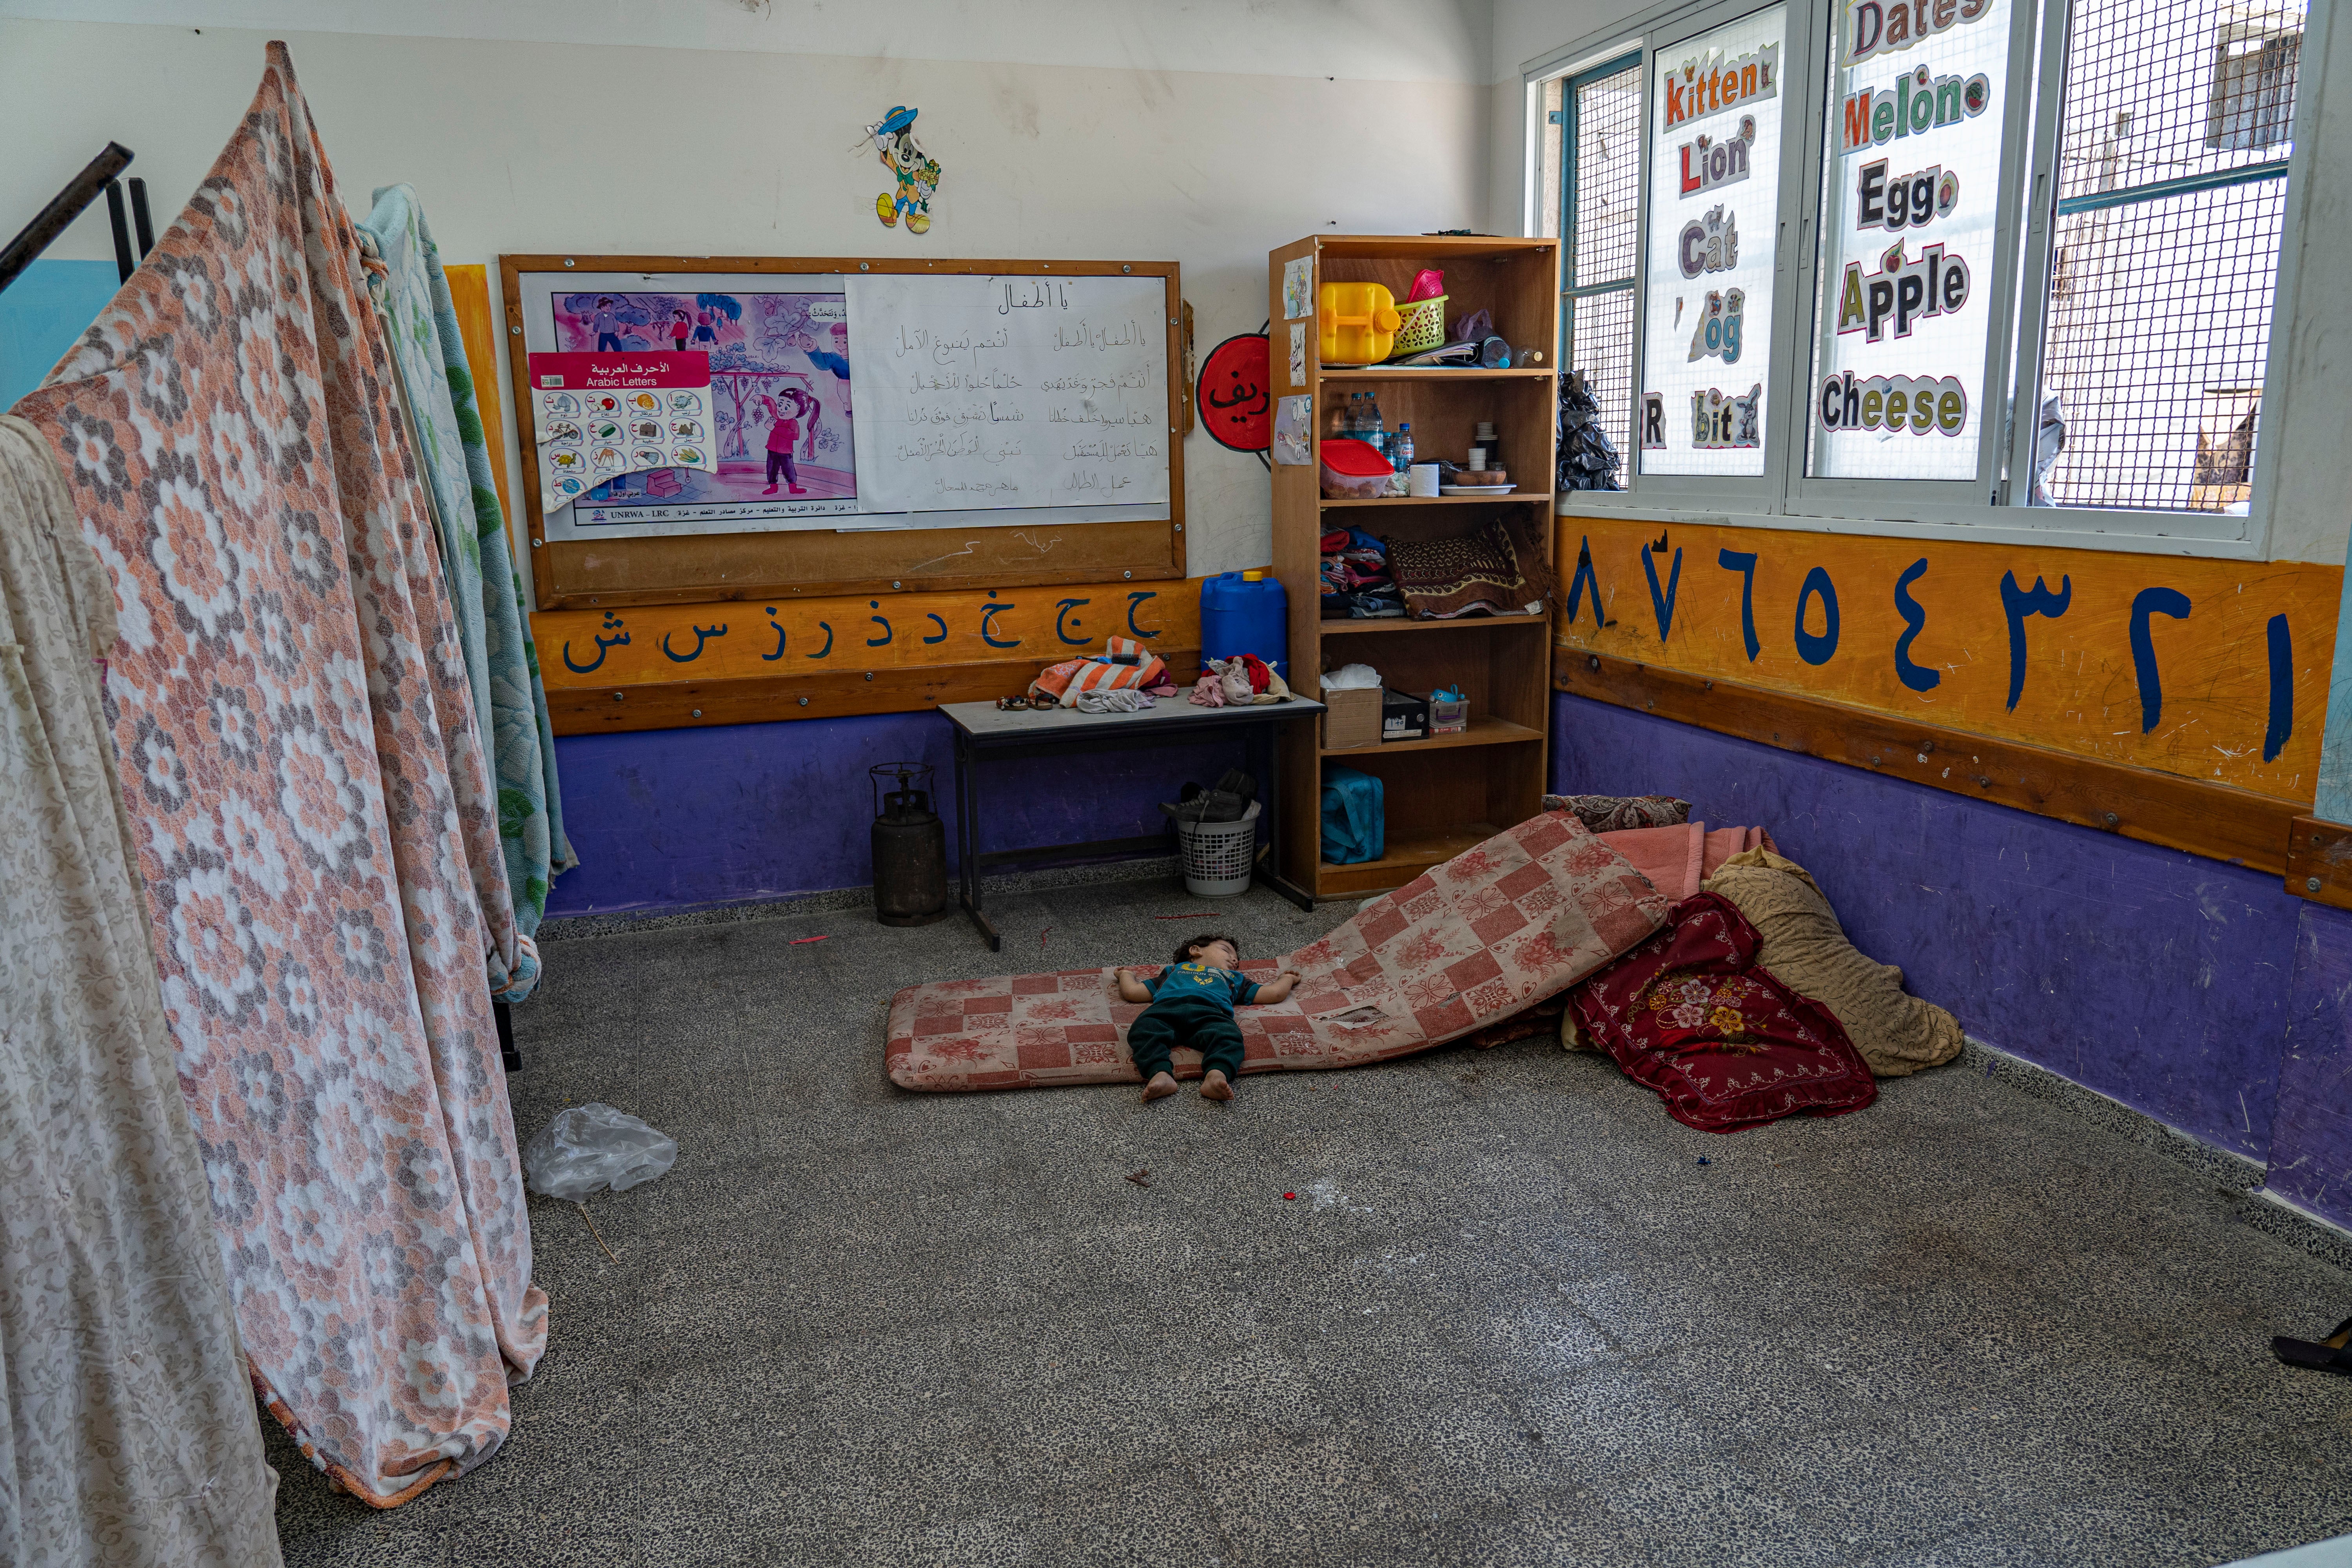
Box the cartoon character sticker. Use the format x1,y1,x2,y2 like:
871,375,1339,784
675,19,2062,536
868,104,942,236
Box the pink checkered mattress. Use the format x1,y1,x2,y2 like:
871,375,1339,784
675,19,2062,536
885,812,1673,1091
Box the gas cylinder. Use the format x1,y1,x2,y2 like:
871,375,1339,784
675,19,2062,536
870,762,949,926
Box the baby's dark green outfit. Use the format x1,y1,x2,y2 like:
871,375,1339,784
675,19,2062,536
1130,961,1259,1082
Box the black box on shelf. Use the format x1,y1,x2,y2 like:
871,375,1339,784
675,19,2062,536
1380,688,1430,742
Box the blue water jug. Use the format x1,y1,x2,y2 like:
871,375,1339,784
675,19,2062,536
1199,569,1289,681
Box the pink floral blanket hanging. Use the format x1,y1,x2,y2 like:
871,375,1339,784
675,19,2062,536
12,43,545,1506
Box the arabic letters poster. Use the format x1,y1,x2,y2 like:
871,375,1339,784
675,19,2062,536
530,352,716,505
545,287,860,529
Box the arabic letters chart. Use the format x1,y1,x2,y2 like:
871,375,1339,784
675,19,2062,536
844,273,1171,516
529,351,717,507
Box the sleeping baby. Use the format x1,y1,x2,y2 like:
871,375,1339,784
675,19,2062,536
1115,933,1300,1102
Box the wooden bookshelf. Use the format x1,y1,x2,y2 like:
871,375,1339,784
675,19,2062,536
1267,234,1560,901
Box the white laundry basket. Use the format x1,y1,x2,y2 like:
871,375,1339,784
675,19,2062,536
1173,801,1261,898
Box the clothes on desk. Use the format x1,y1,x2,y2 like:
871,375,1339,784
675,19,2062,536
1191,654,1290,707
1027,635,1167,706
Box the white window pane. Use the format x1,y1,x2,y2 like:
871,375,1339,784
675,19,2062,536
1637,3,1789,478
1808,0,2018,480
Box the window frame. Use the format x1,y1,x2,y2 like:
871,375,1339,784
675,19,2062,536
1779,0,2043,518
1523,0,2321,560
1622,0,1822,512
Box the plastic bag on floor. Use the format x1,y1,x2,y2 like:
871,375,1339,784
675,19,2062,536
523,1103,677,1200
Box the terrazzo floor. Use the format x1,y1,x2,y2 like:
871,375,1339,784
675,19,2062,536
268,869,2352,1568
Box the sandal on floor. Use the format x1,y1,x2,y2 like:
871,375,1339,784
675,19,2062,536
2272,1315,2352,1376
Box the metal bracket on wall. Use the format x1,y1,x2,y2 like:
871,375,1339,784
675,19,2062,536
2285,816,2352,910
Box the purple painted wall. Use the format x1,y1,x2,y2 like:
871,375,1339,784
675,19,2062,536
1552,693,2301,1164
2273,903,2352,1225
546,711,1250,916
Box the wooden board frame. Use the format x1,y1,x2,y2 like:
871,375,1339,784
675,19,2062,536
499,254,1186,611
1554,648,2307,877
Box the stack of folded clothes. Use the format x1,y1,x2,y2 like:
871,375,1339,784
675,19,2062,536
1318,527,1406,619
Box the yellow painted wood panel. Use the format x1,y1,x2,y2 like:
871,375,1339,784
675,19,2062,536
1553,517,2340,803
536,579,1198,690
443,265,515,538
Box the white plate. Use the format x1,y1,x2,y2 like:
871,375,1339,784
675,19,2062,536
1439,484,1516,494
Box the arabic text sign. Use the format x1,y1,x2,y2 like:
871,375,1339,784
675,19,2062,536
844,273,1171,515
535,579,1200,689
529,351,716,507
1554,517,2338,801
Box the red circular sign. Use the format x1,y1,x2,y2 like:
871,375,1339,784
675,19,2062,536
1198,332,1270,452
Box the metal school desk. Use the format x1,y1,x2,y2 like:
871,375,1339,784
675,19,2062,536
940,696,1325,951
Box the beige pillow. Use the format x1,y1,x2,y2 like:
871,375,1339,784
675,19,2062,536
1699,848,1962,1077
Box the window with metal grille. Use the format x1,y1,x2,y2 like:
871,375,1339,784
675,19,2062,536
2034,0,2301,512
1554,54,1644,466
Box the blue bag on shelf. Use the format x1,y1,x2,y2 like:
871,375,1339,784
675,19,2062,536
1320,765,1385,865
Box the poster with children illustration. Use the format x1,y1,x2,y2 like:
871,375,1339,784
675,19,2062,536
540,287,861,529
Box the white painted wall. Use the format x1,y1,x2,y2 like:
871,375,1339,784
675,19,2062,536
0,7,1495,583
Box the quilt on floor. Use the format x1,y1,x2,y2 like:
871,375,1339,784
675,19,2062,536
12,44,546,1506
1569,892,1878,1132
887,812,1668,1090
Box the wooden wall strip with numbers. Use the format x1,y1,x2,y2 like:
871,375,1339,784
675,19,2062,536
1554,648,2305,877
548,650,1202,735
499,254,1186,611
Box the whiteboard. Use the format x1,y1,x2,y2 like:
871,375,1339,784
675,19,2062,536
518,268,1172,543
845,273,1172,515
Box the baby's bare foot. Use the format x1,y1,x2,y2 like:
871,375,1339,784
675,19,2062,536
1200,1070,1234,1102
1142,1072,1178,1102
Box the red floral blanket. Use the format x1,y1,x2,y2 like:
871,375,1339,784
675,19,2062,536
1570,892,1877,1132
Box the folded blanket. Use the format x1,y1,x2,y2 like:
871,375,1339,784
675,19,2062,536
886,813,1668,1090
1570,892,1878,1132
1597,822,1776,902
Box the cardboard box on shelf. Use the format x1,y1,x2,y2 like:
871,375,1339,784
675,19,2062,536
1321,686,1382,750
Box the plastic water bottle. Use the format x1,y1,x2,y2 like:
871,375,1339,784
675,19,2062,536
1393,422,1414,474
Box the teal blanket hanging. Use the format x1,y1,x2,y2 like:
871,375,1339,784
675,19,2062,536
356,184,576,958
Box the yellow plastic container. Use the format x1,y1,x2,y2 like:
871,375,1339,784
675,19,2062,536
1319,281,1401,366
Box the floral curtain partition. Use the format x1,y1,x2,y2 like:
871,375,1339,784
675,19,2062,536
13,43,548,1506
0,415,285,1567
356,183,575,943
